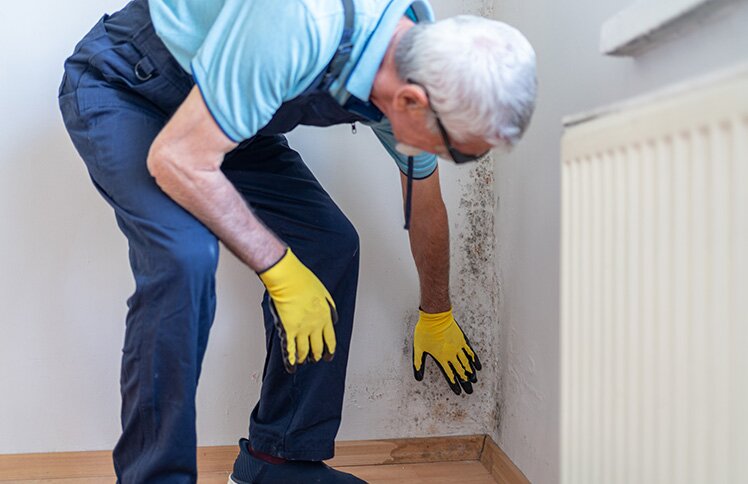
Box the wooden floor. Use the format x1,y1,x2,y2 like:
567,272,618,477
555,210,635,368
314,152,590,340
0,435,527,484
2,460,495,483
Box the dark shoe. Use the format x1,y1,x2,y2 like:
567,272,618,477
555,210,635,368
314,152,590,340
229,438,367,484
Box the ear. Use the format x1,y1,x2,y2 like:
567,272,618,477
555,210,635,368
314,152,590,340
393,84,430,113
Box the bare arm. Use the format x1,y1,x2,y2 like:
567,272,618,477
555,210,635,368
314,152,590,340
400,167,451,313
147,86,285,271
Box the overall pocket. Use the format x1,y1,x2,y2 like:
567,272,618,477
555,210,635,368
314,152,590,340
87,41,170,97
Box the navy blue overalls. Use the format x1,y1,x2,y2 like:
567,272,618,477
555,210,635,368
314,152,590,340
58,0,370,482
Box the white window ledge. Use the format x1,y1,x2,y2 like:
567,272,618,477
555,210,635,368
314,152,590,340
600,0,737,56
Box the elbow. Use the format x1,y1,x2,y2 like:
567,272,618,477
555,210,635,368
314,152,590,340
146,139,223,193
146,140,194,190
146,139,172,185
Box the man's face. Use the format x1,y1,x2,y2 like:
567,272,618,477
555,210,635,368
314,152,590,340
387,84,492,161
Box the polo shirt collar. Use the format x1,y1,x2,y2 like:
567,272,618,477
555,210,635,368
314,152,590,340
346,0,435,102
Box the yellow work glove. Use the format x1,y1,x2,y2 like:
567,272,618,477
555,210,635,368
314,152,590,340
259,248,337,373
413,308,482,395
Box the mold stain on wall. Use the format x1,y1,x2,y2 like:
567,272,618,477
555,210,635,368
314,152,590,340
345,155,502,438
344,0,503,441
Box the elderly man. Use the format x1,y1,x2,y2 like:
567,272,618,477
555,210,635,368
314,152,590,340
58,0,536,482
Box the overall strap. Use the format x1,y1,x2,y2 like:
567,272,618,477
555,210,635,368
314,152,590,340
319,0,355,90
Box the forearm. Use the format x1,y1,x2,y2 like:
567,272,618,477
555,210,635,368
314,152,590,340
408,197,451,313
143,86,285,272
148,148,285,272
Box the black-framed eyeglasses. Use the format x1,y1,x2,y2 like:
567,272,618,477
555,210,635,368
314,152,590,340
407,79,490,163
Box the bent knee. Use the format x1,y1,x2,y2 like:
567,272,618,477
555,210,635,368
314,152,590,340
146,234,219,282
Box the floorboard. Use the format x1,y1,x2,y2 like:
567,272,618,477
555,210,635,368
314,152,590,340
0,460,495,483
338,461,496,483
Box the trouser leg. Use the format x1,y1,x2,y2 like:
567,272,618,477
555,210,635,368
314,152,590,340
111,192,219,484
60,72,215,482
222,135,360,461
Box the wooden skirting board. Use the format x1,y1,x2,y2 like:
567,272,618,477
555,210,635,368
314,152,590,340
0,434,529,483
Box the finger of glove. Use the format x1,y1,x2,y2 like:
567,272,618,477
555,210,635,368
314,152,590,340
284,333,298,370
322,323,336,362
413,350,426,381
462,349,478,382
328,298,339,325
440,346,466,380
296,333,311,365
464,335,482,371
450,356,473,395
323,303,337,358
435,359,461,396
269,300,297,373
453,355,474,394
309,328,324,363
319,283,336,313
454,371,474,394
457,350,476,383
445,361,473,395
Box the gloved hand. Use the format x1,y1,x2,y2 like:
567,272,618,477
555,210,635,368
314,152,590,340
259,248,337,373
413,308,482,395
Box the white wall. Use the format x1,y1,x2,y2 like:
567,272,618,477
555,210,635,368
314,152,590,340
490,0,748,482
0,0,501,455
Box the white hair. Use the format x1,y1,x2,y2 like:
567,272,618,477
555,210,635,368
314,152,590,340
395,15,537,149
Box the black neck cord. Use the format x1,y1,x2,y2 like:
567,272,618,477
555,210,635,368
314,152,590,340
404,156,414,230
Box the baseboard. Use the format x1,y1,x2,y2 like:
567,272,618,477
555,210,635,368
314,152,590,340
327,434,485,467
0,434,528,483
480,436,530,484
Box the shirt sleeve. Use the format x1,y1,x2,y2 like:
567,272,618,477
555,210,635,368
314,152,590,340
190,0,323,142
369,118,438,179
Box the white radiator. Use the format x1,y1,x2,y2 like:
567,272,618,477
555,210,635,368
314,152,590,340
561,67,748,484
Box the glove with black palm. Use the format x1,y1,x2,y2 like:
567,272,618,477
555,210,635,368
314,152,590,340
259,248,337,373
413,308,482,395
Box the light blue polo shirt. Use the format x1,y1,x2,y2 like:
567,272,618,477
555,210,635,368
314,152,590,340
148,0,438,179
